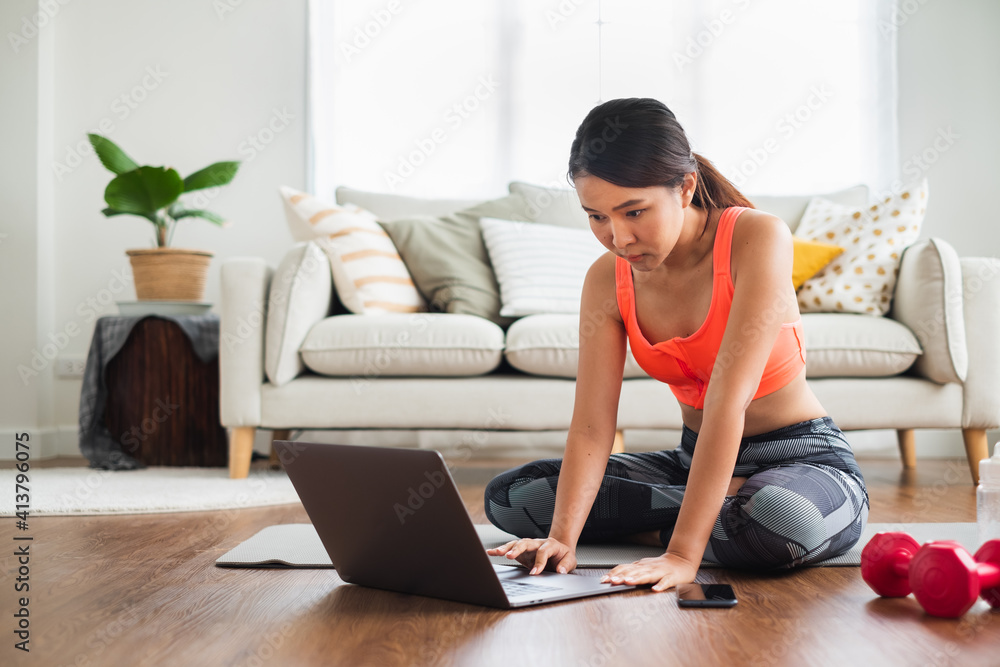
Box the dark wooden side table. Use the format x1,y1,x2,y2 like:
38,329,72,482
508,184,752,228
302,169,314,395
102,315,228,467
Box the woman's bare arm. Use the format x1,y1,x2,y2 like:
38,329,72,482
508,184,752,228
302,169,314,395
665,212,798,566
490,253,628,574
547,253,628,549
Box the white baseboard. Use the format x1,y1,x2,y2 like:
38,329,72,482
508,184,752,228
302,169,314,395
0,426,80,460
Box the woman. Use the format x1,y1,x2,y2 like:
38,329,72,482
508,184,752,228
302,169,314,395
484,98,870,592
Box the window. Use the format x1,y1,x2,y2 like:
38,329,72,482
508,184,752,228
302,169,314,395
308,0,898,200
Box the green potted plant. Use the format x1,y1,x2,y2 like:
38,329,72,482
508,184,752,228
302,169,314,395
88,133,240,302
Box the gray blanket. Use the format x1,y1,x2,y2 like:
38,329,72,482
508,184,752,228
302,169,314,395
78,314,220,470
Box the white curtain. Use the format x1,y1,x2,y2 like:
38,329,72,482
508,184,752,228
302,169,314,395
308,0,899,201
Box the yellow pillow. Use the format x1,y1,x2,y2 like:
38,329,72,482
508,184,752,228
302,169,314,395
792,236,844,291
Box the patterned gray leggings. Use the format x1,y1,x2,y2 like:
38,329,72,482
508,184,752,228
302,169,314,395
484,416,870,569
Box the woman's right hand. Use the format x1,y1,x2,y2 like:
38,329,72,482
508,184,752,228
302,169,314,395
486,537,577,575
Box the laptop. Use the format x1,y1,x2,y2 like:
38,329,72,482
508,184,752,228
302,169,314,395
273,440,637,608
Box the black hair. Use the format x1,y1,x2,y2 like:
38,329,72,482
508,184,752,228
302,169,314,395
567,97,754,213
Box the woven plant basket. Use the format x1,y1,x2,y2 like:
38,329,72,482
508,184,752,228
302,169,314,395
126,248,213,302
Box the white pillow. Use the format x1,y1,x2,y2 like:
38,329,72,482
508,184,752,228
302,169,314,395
479,217,607,317
265,242,332,386
279,186,426,314
795,178,929,316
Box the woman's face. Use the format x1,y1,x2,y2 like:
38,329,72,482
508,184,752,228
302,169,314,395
575,173,695,272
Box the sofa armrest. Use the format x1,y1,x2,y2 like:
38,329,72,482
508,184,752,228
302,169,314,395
961,256,1000,429
889,238,967,384
220,257,272,428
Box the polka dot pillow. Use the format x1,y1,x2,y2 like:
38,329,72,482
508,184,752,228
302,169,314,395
795,177,928,315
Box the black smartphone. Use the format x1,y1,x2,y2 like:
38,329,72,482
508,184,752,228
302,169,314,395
676,583,738,608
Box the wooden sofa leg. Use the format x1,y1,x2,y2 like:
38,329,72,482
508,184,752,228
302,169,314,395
611,429,625,454
896,429,917,469
962,428,989,485
270,429,292,469
229,427,255,479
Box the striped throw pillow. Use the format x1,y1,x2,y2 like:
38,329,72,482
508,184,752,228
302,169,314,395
479,217,607,317
279,186,425,314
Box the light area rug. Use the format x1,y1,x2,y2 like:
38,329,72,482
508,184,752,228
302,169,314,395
0,467,298,516
215,522,981,569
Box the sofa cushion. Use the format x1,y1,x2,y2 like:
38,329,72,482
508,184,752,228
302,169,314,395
504,313,920,380
376,195,535,329
792,237,844,290
335,186,485,221
300,313,505,377
265,242,333,387
480,217,607,317
800,313,921,377
504,314,649,379
507,181,591,229
280,186,425,314
795,178,929,316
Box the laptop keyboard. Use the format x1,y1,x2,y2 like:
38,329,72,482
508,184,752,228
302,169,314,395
501,579,561,597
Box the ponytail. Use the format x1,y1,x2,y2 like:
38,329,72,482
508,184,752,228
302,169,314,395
691,152,755,210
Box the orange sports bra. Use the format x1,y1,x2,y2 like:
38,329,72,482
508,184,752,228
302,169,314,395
615,206,806,409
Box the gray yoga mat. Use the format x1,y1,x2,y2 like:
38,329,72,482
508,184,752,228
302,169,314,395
215,522,980,569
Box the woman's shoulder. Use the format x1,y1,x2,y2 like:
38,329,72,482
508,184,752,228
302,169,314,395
729,207,793,281
582,252,624,323
733,208,792,252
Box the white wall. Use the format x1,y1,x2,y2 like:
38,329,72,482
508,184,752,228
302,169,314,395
897,0,1000,258
894,0,1000,457
0,0,307,457
1,0,998,460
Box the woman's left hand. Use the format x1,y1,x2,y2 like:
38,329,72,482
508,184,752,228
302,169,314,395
600,552,699,592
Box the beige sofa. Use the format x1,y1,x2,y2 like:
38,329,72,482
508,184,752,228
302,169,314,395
220,183,1000,482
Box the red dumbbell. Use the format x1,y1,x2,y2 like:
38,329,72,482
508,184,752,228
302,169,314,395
861,532,1000,618
910,539,1000,618
861,532,922,597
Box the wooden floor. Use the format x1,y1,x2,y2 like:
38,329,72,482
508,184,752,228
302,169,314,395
2,457,997,667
